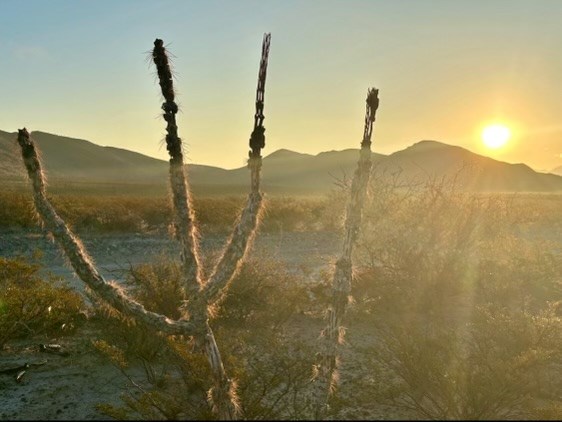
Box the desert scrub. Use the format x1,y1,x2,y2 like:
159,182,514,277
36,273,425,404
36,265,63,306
352,176,561,320
259,195,345,233
52,195,170,233
349,176,562,419
0,191,344,234
0,192,37,229
0,257,85,348
93,256,318,420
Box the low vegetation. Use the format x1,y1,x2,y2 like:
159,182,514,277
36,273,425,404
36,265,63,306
348,175,562,419
0,257,85,349
0,191,344,234
91,257,318,420
1,181,561,419
78,177,560,420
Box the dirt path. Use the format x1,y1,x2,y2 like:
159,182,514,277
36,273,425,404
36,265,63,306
0,229,341,291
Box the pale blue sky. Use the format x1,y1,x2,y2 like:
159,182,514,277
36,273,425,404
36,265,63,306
1,0,561,170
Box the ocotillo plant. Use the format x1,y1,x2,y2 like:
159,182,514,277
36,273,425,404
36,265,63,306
17,33,271,420
312,88,380,417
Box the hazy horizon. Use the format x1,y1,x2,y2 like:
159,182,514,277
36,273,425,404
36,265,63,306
4,128,558,174
2,0,561,171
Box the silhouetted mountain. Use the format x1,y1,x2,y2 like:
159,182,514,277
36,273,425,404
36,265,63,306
2,131,561,194
0,130,229,189
226,148,386,192
381,140,562,192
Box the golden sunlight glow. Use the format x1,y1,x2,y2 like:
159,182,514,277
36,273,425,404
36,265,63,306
481,124,511,149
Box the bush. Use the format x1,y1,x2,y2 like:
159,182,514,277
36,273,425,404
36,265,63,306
0,192,36,229
350,175,562,419
260,195,345,233
93,257,318,420
0,257,85,348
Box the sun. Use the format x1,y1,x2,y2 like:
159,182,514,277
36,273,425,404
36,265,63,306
481,124,511,149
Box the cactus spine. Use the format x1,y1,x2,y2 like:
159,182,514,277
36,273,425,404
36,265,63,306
312,88,380,417
17,34,271,420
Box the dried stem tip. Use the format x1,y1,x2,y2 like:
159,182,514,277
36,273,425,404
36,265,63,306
249,33,271,158
17,128,43,184
17,128,34,159
152,38,182,164
362,87,380,148
366,88,379,119
152,39,175,104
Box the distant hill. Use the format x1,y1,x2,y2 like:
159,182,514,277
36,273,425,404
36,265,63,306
1,130,169,184
226,148,387,192
0,130,231,191
551,165,562,176
381,140,562,192
2,130,562,194
0,130,25,180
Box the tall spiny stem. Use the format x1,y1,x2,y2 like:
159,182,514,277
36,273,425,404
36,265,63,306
203,32,270,304
312,88,380,418
152,39,202,303
203,34,270,417
152,39,238,420
152,35,271,419
19,34,271,420
16,129,197,337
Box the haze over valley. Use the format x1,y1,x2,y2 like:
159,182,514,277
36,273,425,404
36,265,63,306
2,129,561,194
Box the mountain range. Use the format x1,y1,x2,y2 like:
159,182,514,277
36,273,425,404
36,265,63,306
1,129,562,194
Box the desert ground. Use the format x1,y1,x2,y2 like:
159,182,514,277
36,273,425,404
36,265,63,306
0,229,341,293
1,192,560,420
0,229,349,420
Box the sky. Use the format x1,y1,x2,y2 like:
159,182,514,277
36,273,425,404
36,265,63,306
1,0,561,171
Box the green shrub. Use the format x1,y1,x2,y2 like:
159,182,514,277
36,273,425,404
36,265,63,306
0,257,85,348
0,192,36,228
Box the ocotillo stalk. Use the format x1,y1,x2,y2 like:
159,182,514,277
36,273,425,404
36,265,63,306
152,39,202,304
312,88,380,418
16,128,197,337
203,32,270,304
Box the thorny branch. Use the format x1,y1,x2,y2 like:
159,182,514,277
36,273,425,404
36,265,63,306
312,88,380,418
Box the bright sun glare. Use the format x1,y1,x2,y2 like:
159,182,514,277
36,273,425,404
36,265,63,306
481,124,511,149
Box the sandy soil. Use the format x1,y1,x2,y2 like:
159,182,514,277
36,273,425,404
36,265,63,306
0,318,396,421
0,229,345,420
2,222,559,420
1,331,126,420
